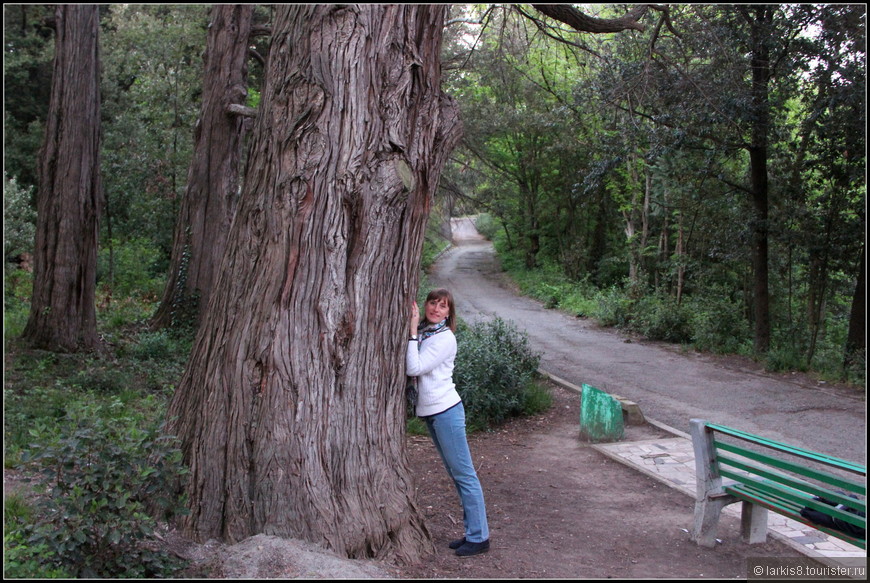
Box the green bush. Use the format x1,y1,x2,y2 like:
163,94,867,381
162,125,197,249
688,293,750,354
633,295,693,344
97,238,166,299
454,317,546,431
129,329,191,361
18,399,189,578
5,490,69,579
840,348,866,386
473,213,500,240
765,343,810,373
4,385,69,466
4,530,70,579
593,285,635,328
3,174,36,263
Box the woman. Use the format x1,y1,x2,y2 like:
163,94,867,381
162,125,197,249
406,288,490,557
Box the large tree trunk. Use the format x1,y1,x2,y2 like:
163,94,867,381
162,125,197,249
22,5,102,352
151,5,254,330
166,5,461,562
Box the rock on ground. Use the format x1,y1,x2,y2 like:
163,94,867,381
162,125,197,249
172,533,392,579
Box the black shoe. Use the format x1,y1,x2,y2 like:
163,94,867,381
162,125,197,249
455,539,490,557
448,537,466,550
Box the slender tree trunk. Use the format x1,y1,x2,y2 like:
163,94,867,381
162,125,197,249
521,182,541,268
22,5,102,352
746,6,772,354
587,191,609,284
843,245,865,376
152,5,254,330
166,5,461,562
675,217,685,305
623,152,647,292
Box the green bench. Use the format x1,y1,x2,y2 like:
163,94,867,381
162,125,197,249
689,418,866,549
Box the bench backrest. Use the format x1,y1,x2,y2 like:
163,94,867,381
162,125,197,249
690,419,866,531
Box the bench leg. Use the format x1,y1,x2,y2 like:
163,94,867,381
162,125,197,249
692,495,734,547
740,501,768,544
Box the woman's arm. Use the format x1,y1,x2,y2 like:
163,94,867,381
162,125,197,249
406,331,456,376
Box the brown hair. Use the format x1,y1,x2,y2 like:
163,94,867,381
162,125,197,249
426,288,457,332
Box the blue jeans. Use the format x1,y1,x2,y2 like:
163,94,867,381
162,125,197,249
424,402,490,543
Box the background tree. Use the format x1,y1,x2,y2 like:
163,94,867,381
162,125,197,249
166,5,461,561
443,4,863,378
98,5,209,296
22,4,103,352
151,4,257,330
788,4,866,374
3,4,55,190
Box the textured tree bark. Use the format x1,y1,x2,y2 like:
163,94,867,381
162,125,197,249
532,4,648,33
166,5,461,562
152,5,254,330
23,5,102,352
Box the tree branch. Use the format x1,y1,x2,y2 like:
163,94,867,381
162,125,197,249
227,103,257,118
531,4,649,33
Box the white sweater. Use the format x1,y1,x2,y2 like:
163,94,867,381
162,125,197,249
406,329,461,417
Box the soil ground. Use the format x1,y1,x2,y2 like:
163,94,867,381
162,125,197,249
382,383,805,579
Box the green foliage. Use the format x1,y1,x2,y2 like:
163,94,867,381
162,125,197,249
5,489,71,579
128,329,192,361
630,295,693,344
405,416,428,436
4,385,69,466
18,399,189,578
687,292,751,354
98,238,166,299
454,317,548,431
4,491,34,527
840,349,866,386
593,286,635,329
3,5,54,188
473,213,500,241
765,343,810,374
99,5,210,267
4,329,191,466
4,267,31,340
4,530,70,579
3,174,36,263
443,4,863,387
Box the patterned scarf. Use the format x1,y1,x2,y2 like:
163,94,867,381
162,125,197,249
418,318,449,344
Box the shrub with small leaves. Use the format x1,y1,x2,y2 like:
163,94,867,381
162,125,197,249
4,530,70,579
3,174,36,264
454,317,544,430
20,398,189,578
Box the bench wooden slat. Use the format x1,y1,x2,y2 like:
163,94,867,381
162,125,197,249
717,452,867,515
720,468,866,529
690,418,866,550
706,422,864,474
714,438,867,495
727,483,866,550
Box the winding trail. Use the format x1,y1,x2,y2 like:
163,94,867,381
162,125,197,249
428,217,866,464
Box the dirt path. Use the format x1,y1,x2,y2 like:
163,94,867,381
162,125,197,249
431,218,866,464
389,385,804,579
